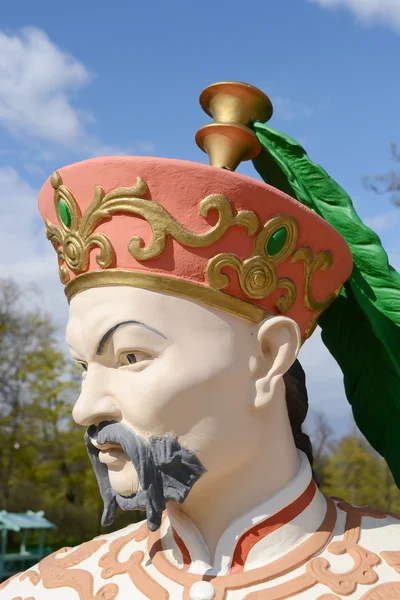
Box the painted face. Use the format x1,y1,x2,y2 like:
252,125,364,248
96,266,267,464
66,286,266,499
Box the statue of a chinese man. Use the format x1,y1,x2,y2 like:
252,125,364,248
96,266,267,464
3,82,400,600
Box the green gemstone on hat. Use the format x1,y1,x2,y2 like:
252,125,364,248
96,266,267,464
267,226,287,256
58,199,71,227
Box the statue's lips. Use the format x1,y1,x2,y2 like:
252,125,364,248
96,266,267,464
90,439,122,451
90,438,127,465
98,449,126,466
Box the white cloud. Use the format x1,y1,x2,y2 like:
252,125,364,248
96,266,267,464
135,141,156,154
23,163,46,177
257,80,316,123
0,27,91,147
273,96,314,122
0,27,156,161
0,167,67,327
89,141,156,158
363,210,400,232
89,144,134,158
310,0,400,33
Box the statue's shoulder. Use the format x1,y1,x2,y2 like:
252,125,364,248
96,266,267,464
0,517,150,599
327,496,400,592
333,495,400,541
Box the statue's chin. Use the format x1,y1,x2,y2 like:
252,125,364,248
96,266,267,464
107,459,140,497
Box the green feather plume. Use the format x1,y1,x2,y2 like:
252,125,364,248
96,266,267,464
252,122,400,486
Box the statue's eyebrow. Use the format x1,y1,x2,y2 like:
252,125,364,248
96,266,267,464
96,320,167,355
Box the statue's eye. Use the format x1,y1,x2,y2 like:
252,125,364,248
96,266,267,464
126,353,137,364
78,361,88,371
118,351,152,367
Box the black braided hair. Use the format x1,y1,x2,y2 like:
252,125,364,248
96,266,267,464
283,359,314,469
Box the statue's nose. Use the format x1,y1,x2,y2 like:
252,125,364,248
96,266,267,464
72,369,121,427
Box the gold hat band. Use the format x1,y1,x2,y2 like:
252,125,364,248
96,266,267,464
65,269,268,323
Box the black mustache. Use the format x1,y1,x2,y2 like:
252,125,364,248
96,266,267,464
84,421,206,531
87,421,118,442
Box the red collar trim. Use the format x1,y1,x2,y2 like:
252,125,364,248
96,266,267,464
172,528,191,571
230,479,317,574
171,478,316,574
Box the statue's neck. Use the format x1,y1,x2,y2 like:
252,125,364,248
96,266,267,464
169,394,300,560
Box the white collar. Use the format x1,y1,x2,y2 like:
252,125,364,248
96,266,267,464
164,451,327,576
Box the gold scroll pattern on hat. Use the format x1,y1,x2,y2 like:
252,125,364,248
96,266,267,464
46,171,259,285
45,172,336,324
206,214,298,313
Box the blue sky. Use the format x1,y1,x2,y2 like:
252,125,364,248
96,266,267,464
1,0,400,436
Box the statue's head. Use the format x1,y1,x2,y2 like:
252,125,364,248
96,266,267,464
38,84,352,530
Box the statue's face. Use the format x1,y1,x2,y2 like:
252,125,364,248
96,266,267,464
66,286,289,499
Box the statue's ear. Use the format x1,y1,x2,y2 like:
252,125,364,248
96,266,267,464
251,316,301,410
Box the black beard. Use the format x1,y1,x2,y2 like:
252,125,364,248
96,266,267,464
84,421,206,532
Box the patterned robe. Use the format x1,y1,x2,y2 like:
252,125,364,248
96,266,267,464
2,452,400,600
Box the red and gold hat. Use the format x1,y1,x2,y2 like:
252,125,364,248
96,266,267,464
38,82,352,341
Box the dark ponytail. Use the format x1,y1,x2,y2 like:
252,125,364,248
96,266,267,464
283,360,314,469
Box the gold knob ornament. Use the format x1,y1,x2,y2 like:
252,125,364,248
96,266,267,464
195,81,273,171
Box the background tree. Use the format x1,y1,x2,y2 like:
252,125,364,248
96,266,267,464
307,412,334,487
0,278,140,550
363,143,400,206
317,433,400,513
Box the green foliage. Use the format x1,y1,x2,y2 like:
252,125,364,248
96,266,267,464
252,123,400,488
0,278,141,549
314,421,400,513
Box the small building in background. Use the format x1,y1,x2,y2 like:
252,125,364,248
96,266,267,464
0,510,56,581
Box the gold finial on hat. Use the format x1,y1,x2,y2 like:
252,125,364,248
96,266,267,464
195,81,273,171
